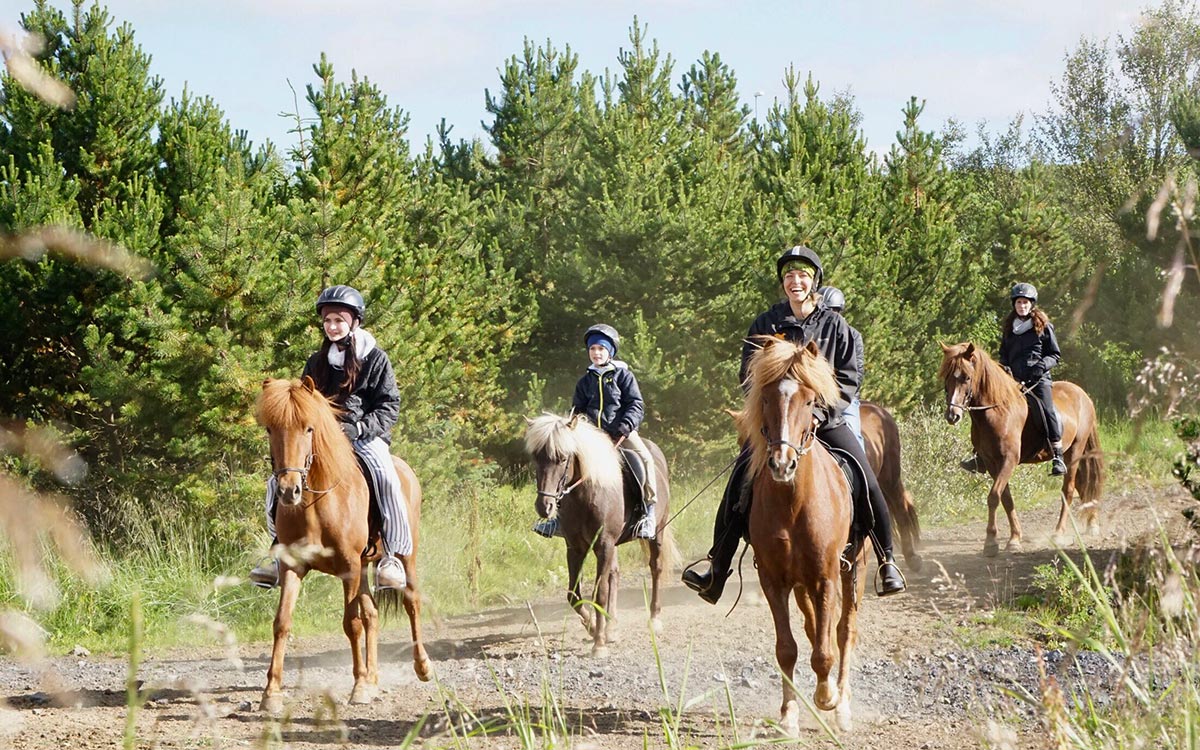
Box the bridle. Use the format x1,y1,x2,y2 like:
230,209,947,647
946,369,1036,413
271,443,340,502
537,455,585,504
763,423,817,458
763,382,818,459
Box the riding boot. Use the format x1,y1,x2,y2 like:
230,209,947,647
871,536,906,597
1049,443,1066,476
633,502,657,540
959,454,987,474
681,528,738,605
878,544,902,597
683,450,751,604
249,538,280,589
376,553,407,591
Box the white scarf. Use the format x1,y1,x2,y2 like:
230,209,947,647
1011,317,1033,336
326,328,377,368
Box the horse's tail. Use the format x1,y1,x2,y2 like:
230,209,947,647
901,487,922,546
642,523,680,576
1076,419,1105,507
376,585,403,621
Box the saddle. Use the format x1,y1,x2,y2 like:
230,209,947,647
824,444,874,541
355,455,385,558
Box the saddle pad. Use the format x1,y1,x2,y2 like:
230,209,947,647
824,445,874,537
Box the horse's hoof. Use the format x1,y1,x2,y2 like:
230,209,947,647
349,685,374,705
779,700,800,738
983,540,1000,558
836,700,853,732
591,644,610,659
1007,539,1024,554
650,616,663,635
906,553,924,573
259,693,284,715
813,682,839,712
413,646,432,682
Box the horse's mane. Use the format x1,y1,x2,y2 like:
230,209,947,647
938,342,1023,406
735,337,841,476
256,378,362,488
524,414,623,495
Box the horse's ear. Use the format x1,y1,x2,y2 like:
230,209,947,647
261,378,271,390
567,413,581,429
964,342,975,358
804,339,821,358
939,341,950,352
523,416,535,425
301,375,317,393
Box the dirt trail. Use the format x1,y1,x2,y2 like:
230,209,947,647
1,482,1193,750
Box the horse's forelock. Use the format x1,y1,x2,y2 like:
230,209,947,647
257,378,358,483
741,340,840,474
524,414,621,493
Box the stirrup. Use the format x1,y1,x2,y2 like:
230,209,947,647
633,507,657,539
532,517,560,538
873,559,907,597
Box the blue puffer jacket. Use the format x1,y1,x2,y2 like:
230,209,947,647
572,362,645,439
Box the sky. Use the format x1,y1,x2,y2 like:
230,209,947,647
3,0,1146,157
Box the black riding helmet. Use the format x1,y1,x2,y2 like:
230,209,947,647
316,285,366,320
584,323,620,357
1010,282,1038,305
776,245,824,288
818,286,846,311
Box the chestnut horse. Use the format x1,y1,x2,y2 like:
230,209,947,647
939,342,1104,556
525,413,676,657
735,337,866,734
860,401,923,571
255,377,430,713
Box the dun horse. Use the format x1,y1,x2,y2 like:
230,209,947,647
939,342,1104,555
524,414,676,657
736,337,865,734
860,401,923,570
255,377,431,713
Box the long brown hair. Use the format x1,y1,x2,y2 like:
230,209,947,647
1001,306,1050,341
307,335,363,402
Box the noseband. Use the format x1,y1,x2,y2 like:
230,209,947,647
537,455,585,503
272,448,339,498
763,425,817,457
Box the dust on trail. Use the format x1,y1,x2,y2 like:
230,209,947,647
2,483,1192,750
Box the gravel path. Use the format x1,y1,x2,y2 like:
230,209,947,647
2,482,1192,749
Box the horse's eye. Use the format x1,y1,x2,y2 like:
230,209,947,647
306,426,314,434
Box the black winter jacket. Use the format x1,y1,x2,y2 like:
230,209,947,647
999,321,1061,385
303,346,400,444
741,301,859,426
572,362,645,439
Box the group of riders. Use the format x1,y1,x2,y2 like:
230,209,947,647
249,246,1068,605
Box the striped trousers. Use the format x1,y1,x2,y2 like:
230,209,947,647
265,435,413,556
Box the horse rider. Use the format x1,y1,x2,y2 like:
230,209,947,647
962,282,1067,477
682,246,906,604
250,285,412,591
534,324,659,539
818,286,865,451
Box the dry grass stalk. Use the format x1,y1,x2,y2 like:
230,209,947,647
0,27,75,109
0,226,152,278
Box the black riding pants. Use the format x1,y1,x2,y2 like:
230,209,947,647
706,422,895,573
1026,376,1063,444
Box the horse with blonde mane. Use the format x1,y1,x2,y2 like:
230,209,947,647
736,336,866,734
525,413,676,657
255,376,430,713
939,342,1104,555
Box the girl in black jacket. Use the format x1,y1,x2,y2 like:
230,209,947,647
250,285,412,591
1001,283,1066,476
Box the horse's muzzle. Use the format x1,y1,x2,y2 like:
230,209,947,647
275,481,303,506
535,495,555,519
768,454,797,483
945,406,963,425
